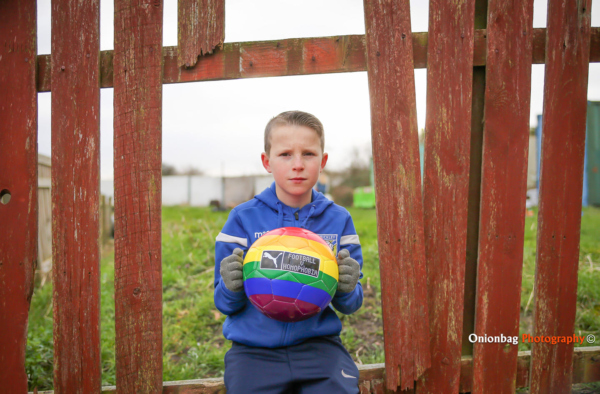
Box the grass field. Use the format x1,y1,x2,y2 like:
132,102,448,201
26,205,600,390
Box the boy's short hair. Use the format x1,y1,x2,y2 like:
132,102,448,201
264,111,324,155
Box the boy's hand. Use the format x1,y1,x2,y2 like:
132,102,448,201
220,248,244,293
336,249,360,293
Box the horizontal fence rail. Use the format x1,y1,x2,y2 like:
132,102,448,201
35,28,600,92
27,347,600,394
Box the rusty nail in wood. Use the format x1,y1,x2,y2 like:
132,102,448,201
61,65,65,71
249,61,253,67
442,357,450,365
401,33,406,39
376,51,380,57
133,287,141,296
312,56,316,61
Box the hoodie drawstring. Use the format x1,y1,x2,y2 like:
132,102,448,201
276,202,284,228
301,205,316,228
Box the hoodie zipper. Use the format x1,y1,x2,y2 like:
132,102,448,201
294,211,299,221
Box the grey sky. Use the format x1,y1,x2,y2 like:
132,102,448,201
36,0,600,180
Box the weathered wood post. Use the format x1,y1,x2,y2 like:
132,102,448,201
0,0,38,392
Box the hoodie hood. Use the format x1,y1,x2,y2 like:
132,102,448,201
254,182,334,228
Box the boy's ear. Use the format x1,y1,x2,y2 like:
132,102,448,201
320,152,328,172
261,152,272,173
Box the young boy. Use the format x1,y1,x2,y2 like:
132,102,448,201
214,111,363,393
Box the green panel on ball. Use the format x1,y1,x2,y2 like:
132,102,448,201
243,261,334,294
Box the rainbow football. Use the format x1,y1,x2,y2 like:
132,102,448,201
242,227,338,322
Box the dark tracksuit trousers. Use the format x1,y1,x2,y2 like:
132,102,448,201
224,335,360,394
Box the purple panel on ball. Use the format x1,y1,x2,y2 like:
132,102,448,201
264,296,311,322
248,294,273,311
294,298,321,317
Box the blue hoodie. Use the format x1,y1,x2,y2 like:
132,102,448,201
214,182,364,348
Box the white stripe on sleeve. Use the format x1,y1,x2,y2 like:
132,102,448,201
216,232,248,247
340,234,360,245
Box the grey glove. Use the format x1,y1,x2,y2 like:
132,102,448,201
220,248,244,292
337,249,360,293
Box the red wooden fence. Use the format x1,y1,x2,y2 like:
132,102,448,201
113,0,164,392
51,0,102,392
531,0,592,393
364,0,431,390
0,0,599,393
472,0,534,392
417,0,475,391
0,1,38,393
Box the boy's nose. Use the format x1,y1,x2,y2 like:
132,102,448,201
292,156,304,170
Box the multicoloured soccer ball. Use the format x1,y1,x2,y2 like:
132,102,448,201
242,227,338,322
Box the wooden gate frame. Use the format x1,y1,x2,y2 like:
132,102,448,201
1,0,600,393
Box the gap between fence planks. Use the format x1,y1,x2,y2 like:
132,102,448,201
113,0,164,392
0,1,38,393
416,0,476,392
177,0,225,68
35,27,600,92
531,0,593,393
363,0,431,390
472,0,535,392
50,0,102,392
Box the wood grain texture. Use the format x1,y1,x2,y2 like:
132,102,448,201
35,28,600,92
0,1,38,393
177,0,225,68
50,0,101,392
363,0,431,390
530,0,592,393
416,0,475,392
472,0,534,392
113,0,163,392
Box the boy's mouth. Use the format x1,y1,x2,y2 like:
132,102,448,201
290,177,307,183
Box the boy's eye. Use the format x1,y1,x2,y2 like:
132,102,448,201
304,152,315,156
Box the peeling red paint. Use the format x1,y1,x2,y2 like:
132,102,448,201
50,0,102,392
416,0,475,392
364,0,431,390
113,0,164,392
472,0,534,392
531,1,592,393
0,0,38,392
177,0,225,68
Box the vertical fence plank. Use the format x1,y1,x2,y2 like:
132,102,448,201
0,1,37,392
177,0,225,68
530,0,592,392
50,0,101,391
471,0,534,392
416,0,475,392
114,0,164,392
363,0,431,390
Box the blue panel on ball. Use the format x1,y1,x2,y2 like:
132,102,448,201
297,285,332,310
271,279,303,299
244,277,272,296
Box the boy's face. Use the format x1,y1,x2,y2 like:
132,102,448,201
261,124,328,208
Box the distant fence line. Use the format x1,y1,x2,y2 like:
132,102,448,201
101,175,273,208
